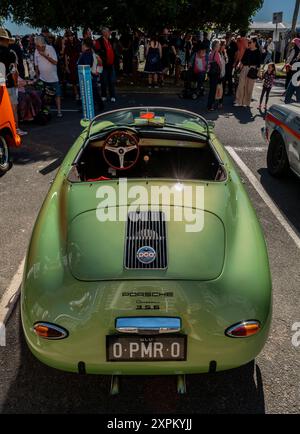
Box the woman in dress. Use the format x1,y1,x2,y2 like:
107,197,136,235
159,34,171,87
18,77,42,122
207,39,221,111
235,37,261,107
217,39,228,109
144,36,162,88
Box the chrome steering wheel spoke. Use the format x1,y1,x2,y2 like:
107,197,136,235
124,145,138,154
105,146,120,154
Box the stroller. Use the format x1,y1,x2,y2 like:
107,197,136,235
33,80,56,125
180,68,204,100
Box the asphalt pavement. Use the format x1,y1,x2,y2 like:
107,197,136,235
0,80,299,414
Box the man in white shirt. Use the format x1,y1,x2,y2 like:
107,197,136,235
34,36,62,117
263,38,275,67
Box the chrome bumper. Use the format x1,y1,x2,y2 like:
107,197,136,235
116,317,182,334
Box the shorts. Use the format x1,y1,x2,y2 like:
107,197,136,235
42,81,62,97
7,87,18,105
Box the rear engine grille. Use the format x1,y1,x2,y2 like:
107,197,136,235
125,211,168,270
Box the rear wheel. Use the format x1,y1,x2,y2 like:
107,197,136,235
0,136,12,176
267,133,289,177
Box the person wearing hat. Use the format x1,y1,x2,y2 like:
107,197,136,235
0,28,27,135
6,29,25,79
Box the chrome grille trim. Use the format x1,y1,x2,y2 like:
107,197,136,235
124,211,168,270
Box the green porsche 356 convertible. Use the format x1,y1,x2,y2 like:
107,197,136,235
21,107,272,393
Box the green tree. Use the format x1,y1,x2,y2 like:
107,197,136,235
178,0,263,31
0,0,263,32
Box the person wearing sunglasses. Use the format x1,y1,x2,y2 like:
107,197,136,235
235,37,261,107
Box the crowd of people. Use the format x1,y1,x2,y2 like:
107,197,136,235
1,24,300,136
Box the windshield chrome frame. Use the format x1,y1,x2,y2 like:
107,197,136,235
86,106,211,140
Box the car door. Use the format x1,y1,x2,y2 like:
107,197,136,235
287,114,300,176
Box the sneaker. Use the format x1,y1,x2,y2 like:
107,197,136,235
102,97,107,102
57,112,63,118
110,97,116,103
17,128,28,136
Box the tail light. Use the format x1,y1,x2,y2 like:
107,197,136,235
225,321,261,338
33,322,69,340
15,134,21,146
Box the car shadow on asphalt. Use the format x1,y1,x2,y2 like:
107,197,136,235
2,305,265,414
258,168,300,234
10,142,63,168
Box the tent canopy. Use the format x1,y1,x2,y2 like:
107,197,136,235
250,21,288,31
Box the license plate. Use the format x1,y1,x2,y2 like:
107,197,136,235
107,335,187,362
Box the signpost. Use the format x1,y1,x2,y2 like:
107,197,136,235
78,65,95,121
273,12,283,25
272,12,283,62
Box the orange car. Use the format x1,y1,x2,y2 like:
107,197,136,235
0,70,21,176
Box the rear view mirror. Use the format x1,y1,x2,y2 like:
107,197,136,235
80,119,90,129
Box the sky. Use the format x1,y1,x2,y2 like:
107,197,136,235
2,0,297,35
254,0,295,22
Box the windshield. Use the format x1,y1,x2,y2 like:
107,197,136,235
88,107,209,138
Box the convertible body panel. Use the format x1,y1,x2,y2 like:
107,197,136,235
21,108,272,375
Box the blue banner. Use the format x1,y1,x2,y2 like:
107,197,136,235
78,65,95,120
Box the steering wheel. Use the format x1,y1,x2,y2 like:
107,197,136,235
103,129,140,171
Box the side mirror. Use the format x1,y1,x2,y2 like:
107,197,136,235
80,119,90,129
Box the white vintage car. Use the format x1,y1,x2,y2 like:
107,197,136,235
263,103,300,178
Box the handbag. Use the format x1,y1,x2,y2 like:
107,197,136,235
92,53,103,75
215,83,223,100
208,52,221,78
247,67,258,80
